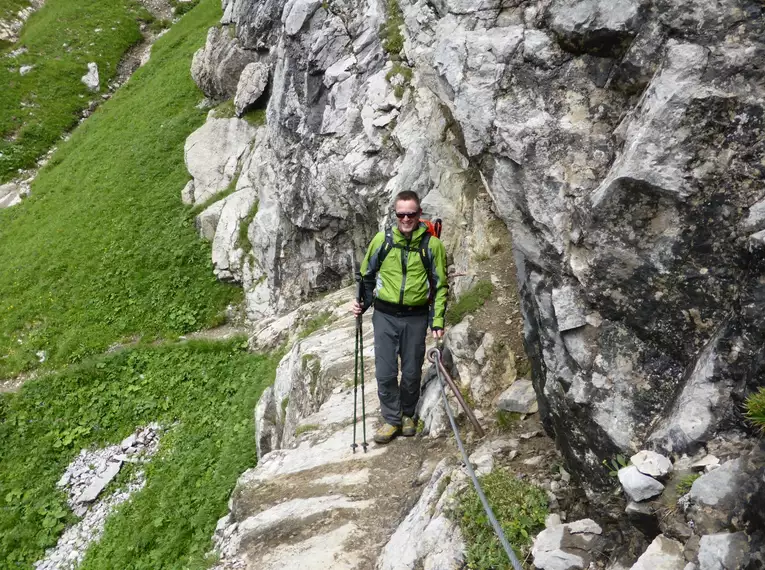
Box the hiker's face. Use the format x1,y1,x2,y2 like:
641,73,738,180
395,199,420,236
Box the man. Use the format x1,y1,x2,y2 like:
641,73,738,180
351,191,448,444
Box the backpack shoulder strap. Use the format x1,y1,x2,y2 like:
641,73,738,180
375,227,395,271
418,233,433,280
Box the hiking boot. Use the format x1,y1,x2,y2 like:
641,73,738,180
374,423,401,444
402,416,416,437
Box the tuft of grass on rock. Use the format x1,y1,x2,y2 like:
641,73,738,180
297,312,334,340
379,0,404,57
455,468,548,569
745,387,765,431
675,473,701,496
446,280,494,325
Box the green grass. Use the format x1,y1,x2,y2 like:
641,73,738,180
1,0,31,22
0,0,150,183
446,280,494,325
675,473,701,496
297,311,334,340
455,468,548,569
745,387,765,431
0,0,241,378
0,339,279,569
379,0,404,57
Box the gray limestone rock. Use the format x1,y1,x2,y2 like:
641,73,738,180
81,62,99,92
496,379,538,414
548,0,644,57
697,532,750,570
234,62,270,116
532,518,602,570
195,200,226,241
76,461,121,503
183,118,257,205
630,535,686,570
191,26,258,100
618,465,665,502
631,450,673,478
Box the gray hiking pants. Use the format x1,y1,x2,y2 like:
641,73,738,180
372,309,429,426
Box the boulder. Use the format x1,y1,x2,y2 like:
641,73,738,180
618,466,665,502
496,379,538,414
548,0,643,57
191,27,258,100
630,535,686,570
631,450,673,478
81,62,99,91
234,62,270,116
697,532,750,570
183,118,257,205
532,519,603,570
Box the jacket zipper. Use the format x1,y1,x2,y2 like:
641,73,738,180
399,237,410,305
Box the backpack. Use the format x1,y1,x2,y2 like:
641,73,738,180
375,218,442,297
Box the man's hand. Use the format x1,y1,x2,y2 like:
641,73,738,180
432,328,445,340
351,300,363,317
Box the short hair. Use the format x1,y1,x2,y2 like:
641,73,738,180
394,190,421,210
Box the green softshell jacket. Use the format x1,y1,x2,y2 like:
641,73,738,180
359,223,448,329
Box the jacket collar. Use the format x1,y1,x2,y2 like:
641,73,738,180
392,223,427,243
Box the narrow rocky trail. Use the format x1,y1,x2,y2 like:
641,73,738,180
211,303,461,569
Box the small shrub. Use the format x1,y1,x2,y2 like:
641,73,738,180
236,202,259,252
379,0,405,57
148,18,172,33
602,454,629,478
745,387,765,431
446,280,494,325
495,410,521,432
171,0,201,16
676,473,701,496
455,468,548,569
243,107,267,126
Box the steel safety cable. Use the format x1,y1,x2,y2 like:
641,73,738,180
430,347,524,570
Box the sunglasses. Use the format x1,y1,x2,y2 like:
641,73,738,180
395,211,420,219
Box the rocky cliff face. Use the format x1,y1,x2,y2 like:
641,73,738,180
186,0,765,495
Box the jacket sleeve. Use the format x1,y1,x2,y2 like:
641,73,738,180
429,237,449,329
359,232,386,312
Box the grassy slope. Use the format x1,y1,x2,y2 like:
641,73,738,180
0,340,279,569
0,0,147,182
0,0,30,28
0,0,240,378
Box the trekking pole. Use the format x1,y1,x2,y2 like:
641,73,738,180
350,251,368,453
351,314,359,454
355,264,368,452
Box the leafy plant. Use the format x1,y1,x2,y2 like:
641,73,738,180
745,387,765,431
675,473,701,496
379,0,404,57
603,454,629,477
446,280,494,325
455,468,548,569
0,339,279,568
495,410,522,432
